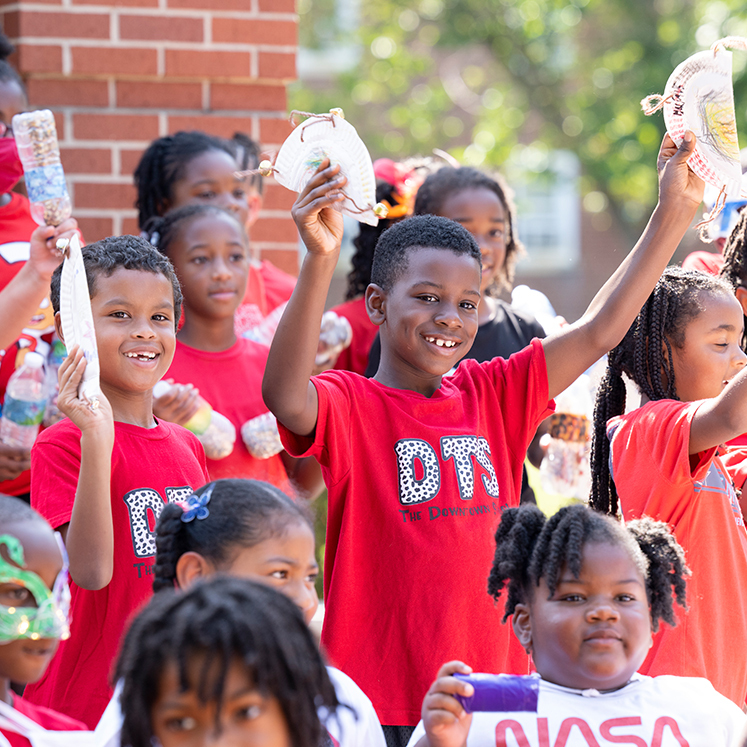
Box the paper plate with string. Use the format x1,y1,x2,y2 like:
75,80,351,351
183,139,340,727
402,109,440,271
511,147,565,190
271,109,382,226
642,37,747,207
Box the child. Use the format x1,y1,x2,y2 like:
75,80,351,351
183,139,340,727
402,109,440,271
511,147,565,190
147,205,301,494
408,504,746,747
24,236,210,728
364,165,545,374
720,208,747,351
115,576,339,747
262,132,704,740
0,494,88,746
151,477,387,747
590,265,747,705
0,36,79,501
134,131,296,339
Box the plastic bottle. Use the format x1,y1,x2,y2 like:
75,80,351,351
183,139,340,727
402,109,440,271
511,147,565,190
241,412,284,459
0,352,48,449
152,381,236,460
315,310,352,367
43,335,67,427
538,375,593,500
12,110,72,226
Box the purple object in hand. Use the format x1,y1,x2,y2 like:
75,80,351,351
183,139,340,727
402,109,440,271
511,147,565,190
453,673,540,713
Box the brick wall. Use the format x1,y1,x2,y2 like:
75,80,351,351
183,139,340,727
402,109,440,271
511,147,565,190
1,0,300,275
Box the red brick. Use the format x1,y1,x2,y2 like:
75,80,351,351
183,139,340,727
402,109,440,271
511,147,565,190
60,147,112,174
117,80,202,109
121,216,140,235
259,116,292,145
251,216,298,243
73,0,157,7
1,10,19,36
167,0,253,10
75,216,113,241
13,11,109,39
72,46,157,76
0,0,61,6
210,83,285,111
73,113,159,141
74,181,136,209
258,51,295,80
262,183,295,211
212,18,296,46
119,14,203,42
120,148,145,176
258,247,297,275
167,115,250,138
16,44,63,74
165,49,253,78
27,78,109,107
258,0,295,10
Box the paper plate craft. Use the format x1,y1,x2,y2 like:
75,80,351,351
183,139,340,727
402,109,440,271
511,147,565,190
254,109,385,226
58,234,101,409
642,37,747,221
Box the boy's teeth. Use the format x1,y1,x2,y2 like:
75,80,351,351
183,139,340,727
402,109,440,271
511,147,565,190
126,352,156,360
425,337,457,348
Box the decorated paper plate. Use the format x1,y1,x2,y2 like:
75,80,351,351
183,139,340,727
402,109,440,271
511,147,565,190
271,109,381,226
642,37,747,201
59,234,101,408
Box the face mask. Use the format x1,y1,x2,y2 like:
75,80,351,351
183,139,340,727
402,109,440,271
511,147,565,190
0,137,24,194
0,532,71,644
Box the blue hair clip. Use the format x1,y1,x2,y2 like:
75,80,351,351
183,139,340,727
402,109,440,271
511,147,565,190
180,485,213,523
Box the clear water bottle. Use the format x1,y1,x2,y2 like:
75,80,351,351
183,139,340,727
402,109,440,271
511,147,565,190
1,352,48,449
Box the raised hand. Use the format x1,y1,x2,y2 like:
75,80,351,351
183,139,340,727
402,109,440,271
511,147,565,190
28,217,79,283
291,159,347,258
657,131,705,211
420,661,475,747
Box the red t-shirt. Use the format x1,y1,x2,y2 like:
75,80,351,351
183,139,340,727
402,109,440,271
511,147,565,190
608,400,747,705
279,339,553,726
1,695,88,747
0,193,52,497
235,260,296,337
166,338,293,493
25,417,209,728
681,250,724,276
330,297,378,376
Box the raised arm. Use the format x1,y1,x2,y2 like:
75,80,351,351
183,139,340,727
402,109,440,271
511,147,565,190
56,347,115,590
689,367,747,454
543,134,703,400
262,161,347,437
0,218,77,350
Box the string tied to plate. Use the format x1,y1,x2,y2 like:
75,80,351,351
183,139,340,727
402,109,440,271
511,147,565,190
290,108,346,143
694,183,728,241
640,92,676,115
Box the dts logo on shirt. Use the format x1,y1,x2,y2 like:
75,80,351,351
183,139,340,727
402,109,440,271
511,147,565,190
395,435,499,505
123,486,194,558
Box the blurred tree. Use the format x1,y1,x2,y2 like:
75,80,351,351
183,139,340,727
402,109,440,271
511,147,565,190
291,0,747,235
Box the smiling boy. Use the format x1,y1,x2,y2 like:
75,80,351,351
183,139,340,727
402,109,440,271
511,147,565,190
23,236,209,729
263,134,704,743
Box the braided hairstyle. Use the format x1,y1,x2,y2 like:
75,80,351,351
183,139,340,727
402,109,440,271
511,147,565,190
153,479,312,593
133,131,237,229
590,266,734,515
720,209,747,349
116,576,338,747
229,131,263,194
487,504,688,632
345,180,403,300
144,203,246,262
414,166,523,294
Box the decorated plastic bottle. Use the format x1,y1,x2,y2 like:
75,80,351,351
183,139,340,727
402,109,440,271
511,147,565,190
315,310,352,367
43,335,67,427
241,412,284,459
0,352,48,449
538,375,592,500
152,381,236,460
12,110,71,226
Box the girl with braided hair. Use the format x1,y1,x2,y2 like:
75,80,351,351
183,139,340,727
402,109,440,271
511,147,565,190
408,504,746,747
150,478,386,747
589,265,747,706
720,208,747,352
115,576,339,747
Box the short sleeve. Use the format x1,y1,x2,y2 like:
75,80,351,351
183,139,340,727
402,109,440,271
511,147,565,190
277,372,353,485
30,427,81,529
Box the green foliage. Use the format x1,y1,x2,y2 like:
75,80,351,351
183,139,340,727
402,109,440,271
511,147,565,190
291,0,747,231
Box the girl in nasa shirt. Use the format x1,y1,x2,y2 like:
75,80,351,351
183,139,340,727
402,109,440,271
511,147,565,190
408,504,746,747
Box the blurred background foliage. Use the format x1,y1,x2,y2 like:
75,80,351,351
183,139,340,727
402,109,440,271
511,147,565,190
292,0,747,238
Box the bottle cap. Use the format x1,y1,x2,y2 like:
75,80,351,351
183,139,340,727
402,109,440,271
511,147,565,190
152,380,172,399
24,352,45,369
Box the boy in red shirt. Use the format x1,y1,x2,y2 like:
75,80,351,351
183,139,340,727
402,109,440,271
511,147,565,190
0,494,88,745
262,133,704,744
24,236,209,728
